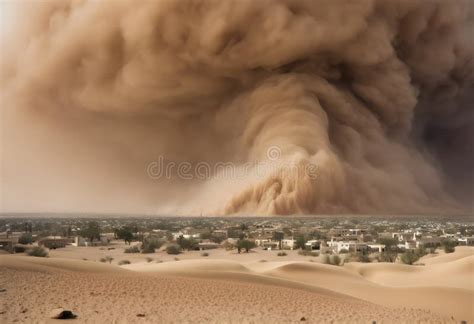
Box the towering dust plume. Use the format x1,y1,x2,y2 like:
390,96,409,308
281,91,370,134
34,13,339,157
1,0,473,215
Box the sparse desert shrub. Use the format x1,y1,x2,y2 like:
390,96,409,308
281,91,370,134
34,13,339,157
298,250,319,257
124,246,140,253
141,237,166,254
378,251,397,263
223,241,234,251
18,233,33,245
201,252,209,257
322,254,330,264
156,260,163,263
27,246,48,257
166,244,181,255
400,251,420,265
277,251,287,256
145,257,153,263
322,254,341,266
177,236,199,251
331,255,341,266
100,256,114,264
118,260,131,265
414,246,427,258
174,257,180,261
82,258,88,261
442,241,456,254
141,244,155,254
14,244,27,253
259,259,267,262
356,253,371,263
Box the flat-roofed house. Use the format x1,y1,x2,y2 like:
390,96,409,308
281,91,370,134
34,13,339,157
368,244,385,253
458,237,474,245
261,240,279,250
38,236,69,249
305,240,321,250
281,239,296,250
416,237,441,248
198,242,219,250
328,239,368,253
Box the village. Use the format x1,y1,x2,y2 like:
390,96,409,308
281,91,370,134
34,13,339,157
1,215,473,265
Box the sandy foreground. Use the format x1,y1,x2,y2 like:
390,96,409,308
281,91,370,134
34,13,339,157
0,246,473,323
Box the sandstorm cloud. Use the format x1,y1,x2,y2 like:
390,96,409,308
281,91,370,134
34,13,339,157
1,0,473,215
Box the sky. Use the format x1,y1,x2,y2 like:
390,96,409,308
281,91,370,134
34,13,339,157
1,0,473,216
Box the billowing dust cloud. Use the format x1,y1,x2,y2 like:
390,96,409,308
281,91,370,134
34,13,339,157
1,0,473,215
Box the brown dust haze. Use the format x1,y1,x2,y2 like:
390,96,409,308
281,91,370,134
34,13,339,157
1,0,473,216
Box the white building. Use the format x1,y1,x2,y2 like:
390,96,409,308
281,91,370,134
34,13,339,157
368,244,385,253
172,232,200,240
327,240,368,253
392,232,416,242
198,242,219,250
255,239,271,247
458,237,474,245
281,239,296,250
305,240,321,250
72,234,109,247
255,239,280,250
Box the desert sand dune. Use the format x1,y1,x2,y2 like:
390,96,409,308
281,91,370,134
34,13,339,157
1,248,473,323
1,256,451,324
0,255,128,274
262,258,473,320
349,255,474,289
123,259,250,273
420,246,474,265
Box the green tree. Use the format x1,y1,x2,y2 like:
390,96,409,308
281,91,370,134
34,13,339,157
442,240,456,253
400,251,420,265
100,256,114,264
295,235,307,250
117,228,134,245
272,231,284,250
210,234,225,244
379,251,398,263
378,237,398,250
177,236,198,251
356,252,370,263
414,246,427,258
80,221,101,245
18,233,33,245
237,239,256,253
141,237,165,253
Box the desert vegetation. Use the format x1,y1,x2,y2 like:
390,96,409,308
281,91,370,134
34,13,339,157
166,244,181,255
27,246,48,257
